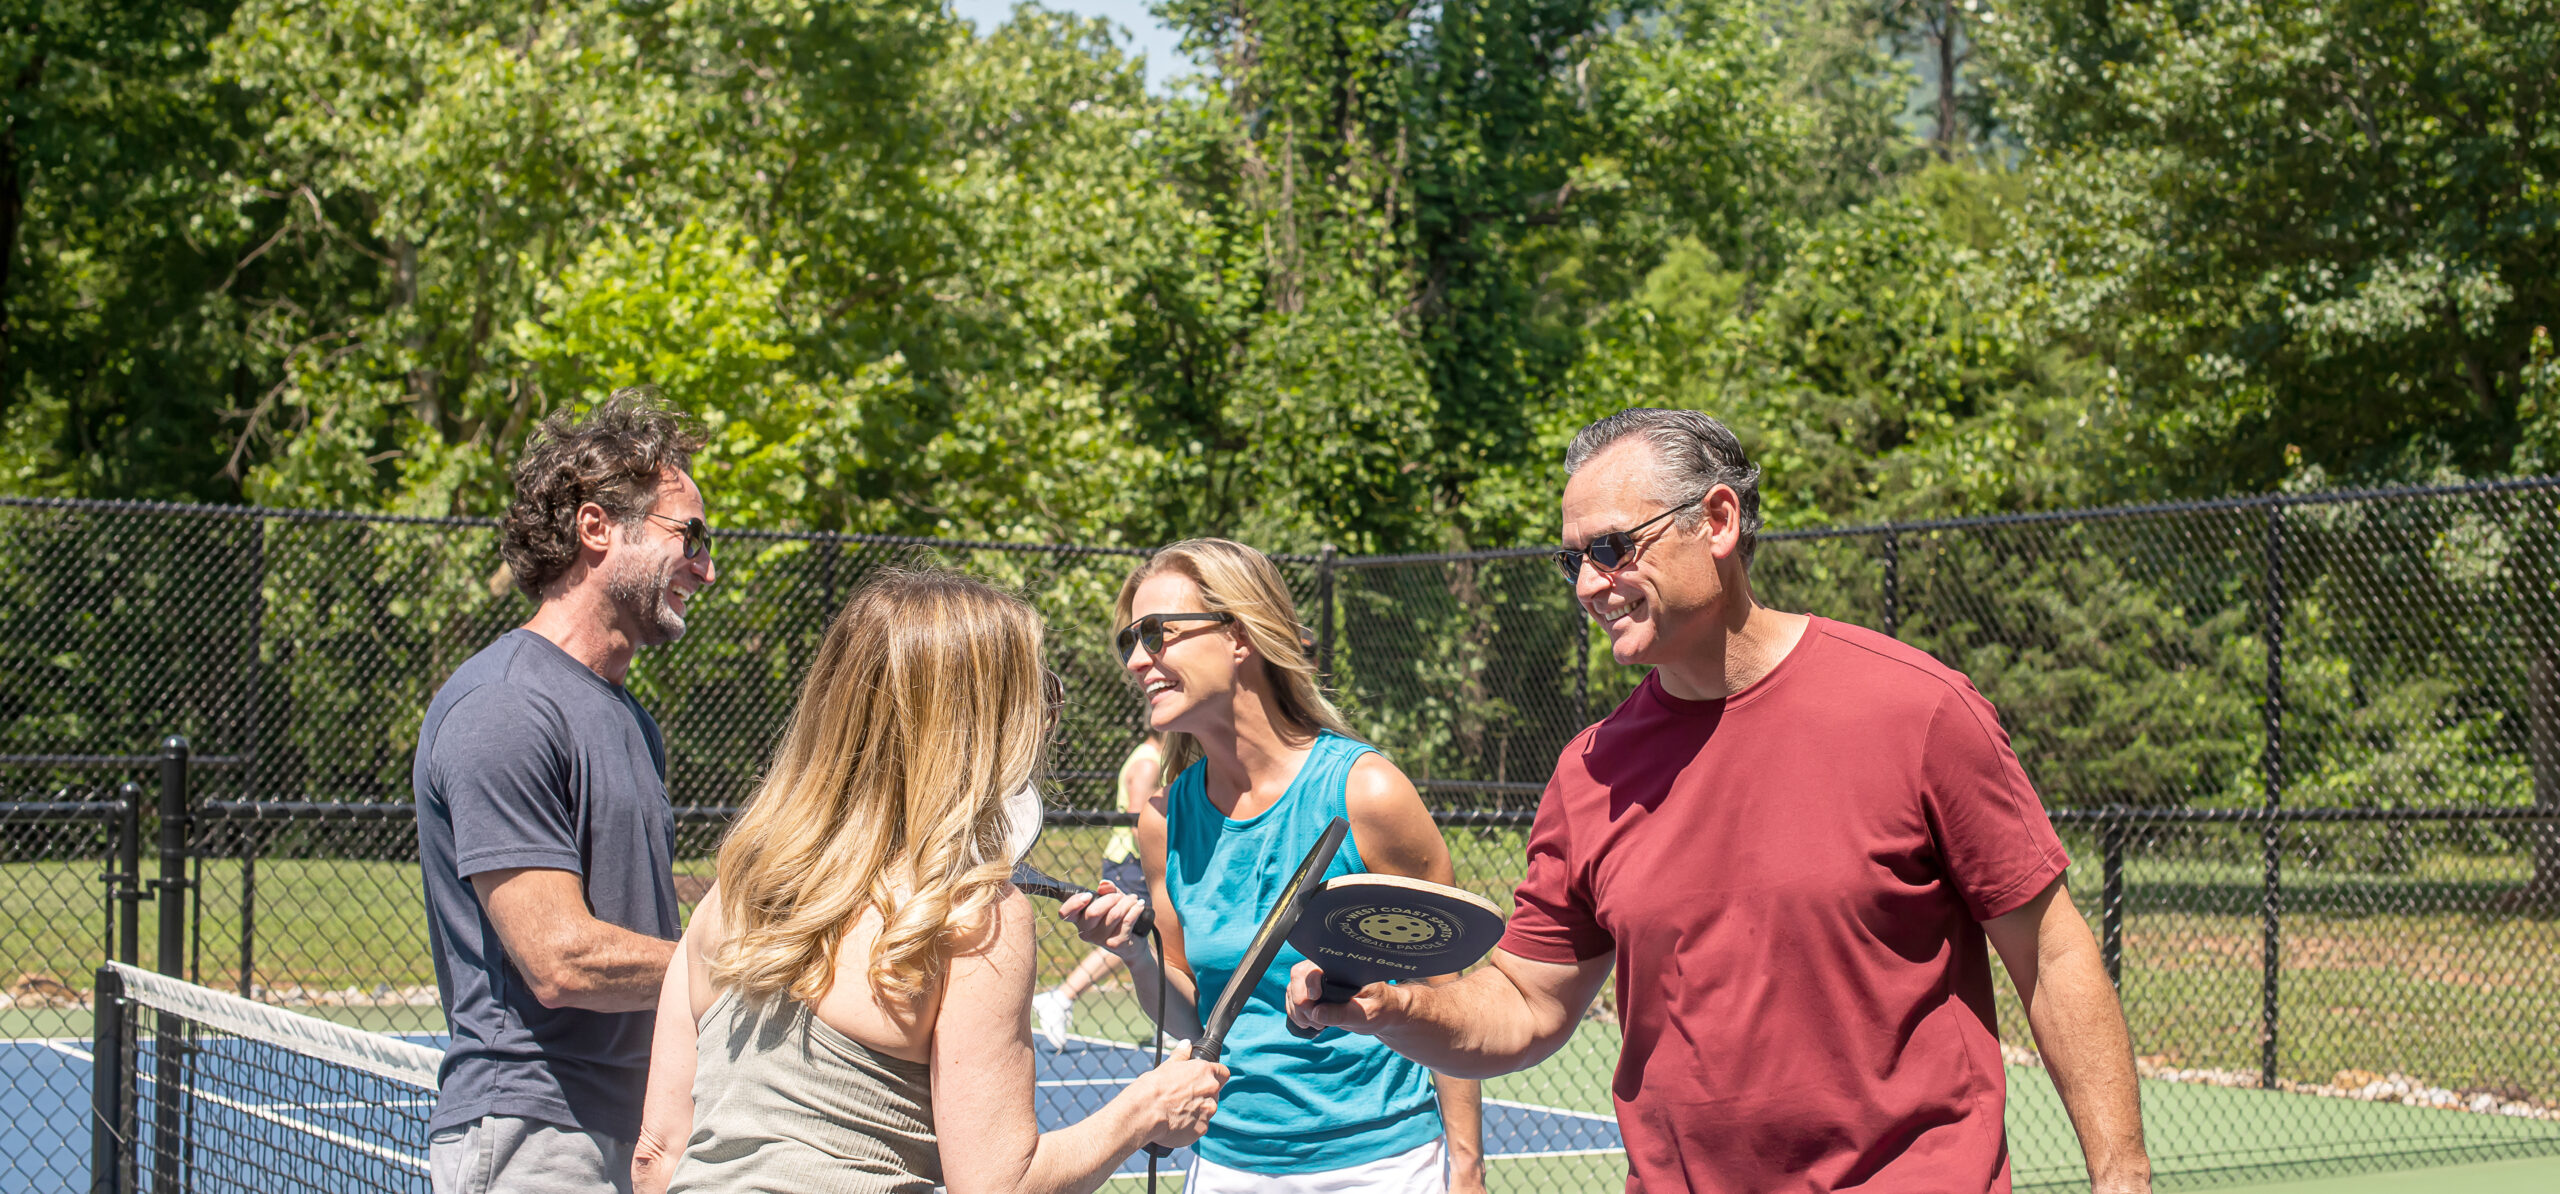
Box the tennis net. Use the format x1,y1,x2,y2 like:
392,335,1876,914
90,961,443,1193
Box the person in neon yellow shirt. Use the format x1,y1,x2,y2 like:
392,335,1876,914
1033,732,1167,1047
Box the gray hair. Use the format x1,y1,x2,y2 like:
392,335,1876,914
1562,408,1764,567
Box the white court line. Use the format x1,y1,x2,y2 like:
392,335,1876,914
265,1098,438,1111
1482,1096,1619,1125
131,1071,429,1172
20,1032,441,1052
1053,1030,1163,1051
48,1030,441,1172
1101,1152,1639,1183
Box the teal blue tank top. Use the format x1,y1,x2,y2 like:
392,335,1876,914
1164,731,1443,1174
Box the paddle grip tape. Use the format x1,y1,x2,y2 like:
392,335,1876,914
1285,973,1369,1039
1011,863,1156,936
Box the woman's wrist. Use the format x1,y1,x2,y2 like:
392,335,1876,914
1117,1072,1172,1146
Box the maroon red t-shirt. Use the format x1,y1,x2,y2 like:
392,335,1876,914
1500,617,2068,1193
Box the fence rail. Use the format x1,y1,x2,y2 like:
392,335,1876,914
8,480,2560,1190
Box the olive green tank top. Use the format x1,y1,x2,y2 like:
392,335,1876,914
670,988,940,1194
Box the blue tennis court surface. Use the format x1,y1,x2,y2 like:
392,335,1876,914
1039,1032,1626,1174
4,1029,1621,1191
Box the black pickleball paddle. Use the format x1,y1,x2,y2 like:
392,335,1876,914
1283,872,1504,1039
1139,814,1350,1158
1011,861,1156,937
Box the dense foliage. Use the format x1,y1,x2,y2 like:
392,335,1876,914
6,0,2554,534
2,0,2556,850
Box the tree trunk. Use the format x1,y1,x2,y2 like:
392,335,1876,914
1933,4,1961,158
0,119,19,393
0,54,41,401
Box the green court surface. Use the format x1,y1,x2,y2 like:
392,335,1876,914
1064,981,2560,1192
2008,1067,2560,1192
14,845,2547,1192
2213,1154,2560,1193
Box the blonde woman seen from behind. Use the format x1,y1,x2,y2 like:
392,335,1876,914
632,570,1227,1194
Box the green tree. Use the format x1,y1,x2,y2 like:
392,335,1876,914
0,0,252,499
1983,0,2560,494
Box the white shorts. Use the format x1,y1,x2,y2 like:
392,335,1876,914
1184,1137,1448,1194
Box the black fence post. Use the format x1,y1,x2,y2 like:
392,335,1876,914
115,782,142,967
90,963,129,1194
155,739,189,979
2100,817,2125,989
154,735,190,1194
241,518,265,800
1315,546,1338,678
237,830,257,998
2259,503,2285,1091
1881,527,1900,639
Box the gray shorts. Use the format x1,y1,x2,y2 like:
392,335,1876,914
430,1115,636,1194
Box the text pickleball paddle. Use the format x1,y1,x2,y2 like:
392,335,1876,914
1283,873,1504,1040
1138,814,1351,1159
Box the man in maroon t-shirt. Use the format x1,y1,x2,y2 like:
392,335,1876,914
1288,409,2150,1193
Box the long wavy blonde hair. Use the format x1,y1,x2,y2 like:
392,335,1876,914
710,569,1049,1004
1115,538,1358,781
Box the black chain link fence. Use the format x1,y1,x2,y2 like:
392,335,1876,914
5,480,2558,1191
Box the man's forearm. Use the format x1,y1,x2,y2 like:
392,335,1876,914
1369,967,1562,1079
1291,949,1605,1079
540,924,678,1012
2030,950,2151,1191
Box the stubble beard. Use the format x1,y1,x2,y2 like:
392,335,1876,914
606,548,688,647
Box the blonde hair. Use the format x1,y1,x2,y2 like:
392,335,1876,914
1115,539,1358,780
710,569,1049,1004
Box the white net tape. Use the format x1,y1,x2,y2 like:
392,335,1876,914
107,961,442,1091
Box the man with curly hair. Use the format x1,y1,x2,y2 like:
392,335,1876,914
413,387,718,1194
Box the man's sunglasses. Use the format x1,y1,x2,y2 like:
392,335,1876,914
1552,495,1701,582
1115,612,1235,663
645,513,713,561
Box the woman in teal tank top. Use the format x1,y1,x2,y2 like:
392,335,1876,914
1058,539,1487,1194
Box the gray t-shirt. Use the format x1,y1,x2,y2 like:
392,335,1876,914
415,629,678,1139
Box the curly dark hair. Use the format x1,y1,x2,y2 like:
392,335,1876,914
501,386,708,601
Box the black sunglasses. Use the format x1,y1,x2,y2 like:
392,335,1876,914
1115,612,1235,663
1553,495,1701,582
645,513,713,560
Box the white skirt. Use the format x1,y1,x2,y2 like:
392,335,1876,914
1184,1137,1448,1194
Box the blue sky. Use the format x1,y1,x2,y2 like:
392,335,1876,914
946,0,1202,92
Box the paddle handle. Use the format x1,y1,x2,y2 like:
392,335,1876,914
1284,973,1369,1039
1141,1034,1221,1158
1012,863,1155,936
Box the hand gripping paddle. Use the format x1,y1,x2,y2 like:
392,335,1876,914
1139,814,1350,1158
1010,861,1156,937
999,777,1156,936
1283,873,1503,1039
